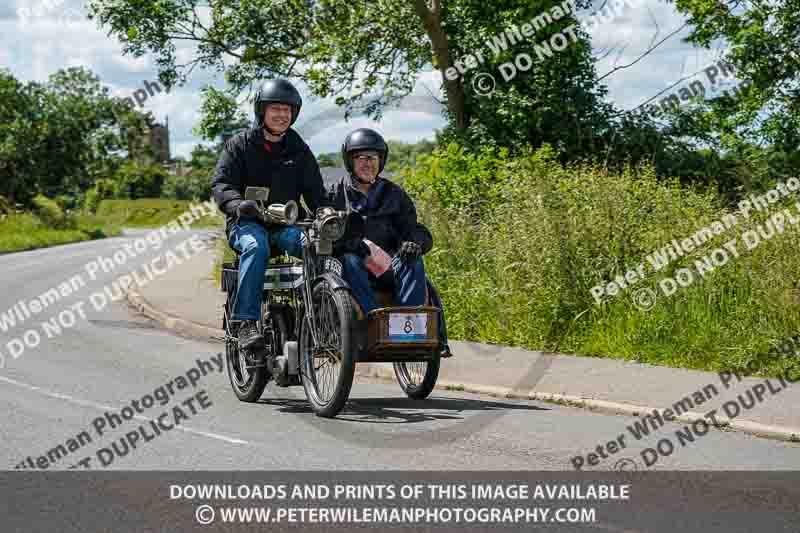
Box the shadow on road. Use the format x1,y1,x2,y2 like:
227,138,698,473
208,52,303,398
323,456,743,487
258,394,549,426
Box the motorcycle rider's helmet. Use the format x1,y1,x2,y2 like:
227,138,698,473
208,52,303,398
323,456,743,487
253,79,303,130
341,128,389,175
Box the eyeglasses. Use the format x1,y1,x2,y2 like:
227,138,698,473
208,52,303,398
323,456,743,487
353,154,380,163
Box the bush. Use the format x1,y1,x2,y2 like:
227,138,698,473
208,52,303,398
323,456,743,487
83,178,118,212
162,170,211,200
0,196,11,215
114,161,168,199
402,143,509,213
410,144,800,377
32,194,74,229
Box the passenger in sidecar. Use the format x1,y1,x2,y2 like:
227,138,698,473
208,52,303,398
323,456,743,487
330,128,451,360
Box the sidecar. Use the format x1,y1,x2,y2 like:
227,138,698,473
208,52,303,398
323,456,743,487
346,279,452,400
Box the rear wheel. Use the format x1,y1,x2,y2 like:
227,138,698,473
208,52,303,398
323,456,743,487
299,281,356,418
394,355,440,399
224,293,269,403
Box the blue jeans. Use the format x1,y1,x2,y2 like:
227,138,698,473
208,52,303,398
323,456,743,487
228,219,304,321
340,253,427,314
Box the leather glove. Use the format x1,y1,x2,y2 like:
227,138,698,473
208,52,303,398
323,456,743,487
237,200,260,219
397,241,422,263
337,238,371,258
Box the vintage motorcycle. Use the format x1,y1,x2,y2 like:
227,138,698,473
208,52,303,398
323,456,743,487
220,186,450,418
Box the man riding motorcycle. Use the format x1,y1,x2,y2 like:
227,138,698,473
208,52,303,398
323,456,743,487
211,78,328,358
330,128,433,315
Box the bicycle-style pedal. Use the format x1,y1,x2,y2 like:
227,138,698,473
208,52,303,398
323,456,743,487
242,346,270,371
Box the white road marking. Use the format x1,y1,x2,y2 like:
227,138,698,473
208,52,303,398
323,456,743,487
0,374,249,445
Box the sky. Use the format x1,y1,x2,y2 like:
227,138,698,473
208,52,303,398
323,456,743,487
1,0,743,160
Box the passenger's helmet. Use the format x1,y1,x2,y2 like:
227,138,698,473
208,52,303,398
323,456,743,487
253,79,303,126
341,128,389,174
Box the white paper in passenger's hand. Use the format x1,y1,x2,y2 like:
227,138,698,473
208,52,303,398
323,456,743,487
363,239,392,276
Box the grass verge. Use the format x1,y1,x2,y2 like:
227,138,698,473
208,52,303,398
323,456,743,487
0,213,121,254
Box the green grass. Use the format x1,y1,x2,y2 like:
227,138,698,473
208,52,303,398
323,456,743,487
406,145,800,380
0,197,223,254
94,198,222,228
0,213,121,254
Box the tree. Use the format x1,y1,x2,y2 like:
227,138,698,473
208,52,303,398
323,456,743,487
317,153,339,167
0,66,149,206
114,161,168,199
671,0,800,154
87,0,605,152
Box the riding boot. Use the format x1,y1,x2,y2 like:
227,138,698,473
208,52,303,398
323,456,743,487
238,320,265,350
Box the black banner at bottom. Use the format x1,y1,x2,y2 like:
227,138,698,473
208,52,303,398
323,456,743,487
1,471,798,532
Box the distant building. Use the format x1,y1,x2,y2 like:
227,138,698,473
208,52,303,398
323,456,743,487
128,117,171,164
149,119,170,163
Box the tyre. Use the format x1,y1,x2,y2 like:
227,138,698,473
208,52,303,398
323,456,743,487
299,280,356,418
394,355,440,400
223,293,269,403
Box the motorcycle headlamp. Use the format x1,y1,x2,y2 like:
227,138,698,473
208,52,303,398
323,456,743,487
316,208,345,241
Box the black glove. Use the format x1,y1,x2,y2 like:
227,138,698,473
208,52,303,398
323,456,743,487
397,241,422,263
337,238,371,258
237,200,260,219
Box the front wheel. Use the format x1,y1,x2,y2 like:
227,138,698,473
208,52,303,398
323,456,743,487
394,355,440,400
299,280,356,418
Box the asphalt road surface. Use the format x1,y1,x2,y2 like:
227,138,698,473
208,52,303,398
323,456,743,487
1,231,798,532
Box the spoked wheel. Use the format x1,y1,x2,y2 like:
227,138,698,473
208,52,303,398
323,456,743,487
223,295,269,403
394,355,440,400
299,280,356,418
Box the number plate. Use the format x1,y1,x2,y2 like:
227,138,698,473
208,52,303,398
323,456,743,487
319,257,343,276
388,313,428,341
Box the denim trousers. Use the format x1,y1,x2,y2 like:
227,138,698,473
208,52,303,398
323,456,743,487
228,219,304,321
339,252,427,314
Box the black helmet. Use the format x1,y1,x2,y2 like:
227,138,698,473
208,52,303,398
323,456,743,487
341,128,389,174
253,79,303,127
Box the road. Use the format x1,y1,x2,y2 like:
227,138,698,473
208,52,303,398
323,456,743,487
0,232,798,531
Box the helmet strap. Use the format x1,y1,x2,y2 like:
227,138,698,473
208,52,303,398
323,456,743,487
262,124,286,141
350,169,377,185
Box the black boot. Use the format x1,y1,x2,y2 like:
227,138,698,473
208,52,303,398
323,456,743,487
238,320,265,351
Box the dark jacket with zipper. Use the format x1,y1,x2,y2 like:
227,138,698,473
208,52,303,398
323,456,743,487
330,176,433,258
211,126,328,236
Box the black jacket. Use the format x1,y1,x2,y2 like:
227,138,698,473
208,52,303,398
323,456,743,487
211,126,328,235
330,176,433,257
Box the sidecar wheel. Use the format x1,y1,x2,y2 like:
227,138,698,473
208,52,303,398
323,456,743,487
394,355,440,400
299,281,356,418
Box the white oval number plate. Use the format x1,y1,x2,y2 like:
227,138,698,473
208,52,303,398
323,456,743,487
388,313,428,341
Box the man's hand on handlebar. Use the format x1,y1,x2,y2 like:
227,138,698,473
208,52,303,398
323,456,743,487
237,200,261,219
